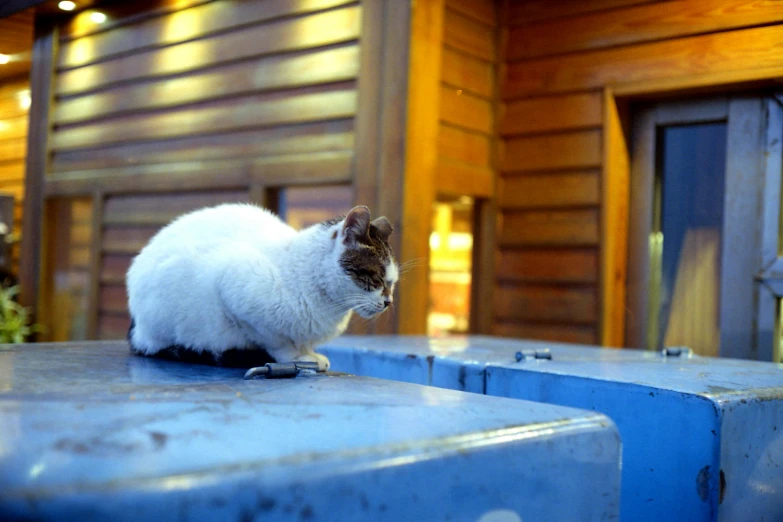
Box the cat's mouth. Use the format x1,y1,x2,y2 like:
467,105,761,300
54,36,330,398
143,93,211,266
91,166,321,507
355,305,384,319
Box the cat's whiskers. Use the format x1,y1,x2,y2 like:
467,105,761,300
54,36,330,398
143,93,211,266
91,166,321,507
323,295,372,314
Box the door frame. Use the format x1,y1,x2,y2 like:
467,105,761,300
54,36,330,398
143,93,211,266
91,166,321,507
626,94,768,359
754,95,783,363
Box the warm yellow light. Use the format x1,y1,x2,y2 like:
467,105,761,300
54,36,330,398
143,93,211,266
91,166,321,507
429,232,441,250
58,1,76,11
90,11,107,23
17,90,31,110
0,54,9,65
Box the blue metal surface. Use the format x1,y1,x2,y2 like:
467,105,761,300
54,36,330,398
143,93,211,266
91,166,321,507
0,342,621,522
317,335,783,522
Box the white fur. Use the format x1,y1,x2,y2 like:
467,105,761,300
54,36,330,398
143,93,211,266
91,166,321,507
126,204,398,368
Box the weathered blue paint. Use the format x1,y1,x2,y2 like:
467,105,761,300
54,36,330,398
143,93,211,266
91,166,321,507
318,335,783,522
0,342,621,522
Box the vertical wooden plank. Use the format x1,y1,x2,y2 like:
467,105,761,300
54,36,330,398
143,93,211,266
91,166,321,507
86,191,103,339
35,198,56,342
398,0,445,334
371,0,415,335
720,97,764,359
600,88,629,347
471,0,497,335
20,18,57,321
352,0,382,213
470,198,497,333
625,105,656,349
249,183,270,209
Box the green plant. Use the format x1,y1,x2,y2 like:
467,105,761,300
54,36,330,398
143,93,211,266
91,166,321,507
0,285,42,343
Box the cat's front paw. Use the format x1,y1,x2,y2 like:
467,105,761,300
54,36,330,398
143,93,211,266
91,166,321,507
295,352,330,372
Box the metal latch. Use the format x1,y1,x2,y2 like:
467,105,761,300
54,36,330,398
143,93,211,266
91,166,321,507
515,348,552,362
244,361,321,380
659,346,694,358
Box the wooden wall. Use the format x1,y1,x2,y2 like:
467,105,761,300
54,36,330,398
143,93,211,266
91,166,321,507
0,77,29,271
436,0,495,199
497,0,783,346
38,0,362,340
0,10,34,276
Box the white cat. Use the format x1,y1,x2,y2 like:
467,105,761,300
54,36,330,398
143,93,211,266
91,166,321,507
126,204,398,370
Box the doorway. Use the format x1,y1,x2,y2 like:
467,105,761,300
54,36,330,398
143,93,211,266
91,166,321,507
628,93,782,361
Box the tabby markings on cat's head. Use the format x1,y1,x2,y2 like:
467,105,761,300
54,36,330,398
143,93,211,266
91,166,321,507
332,206,399,318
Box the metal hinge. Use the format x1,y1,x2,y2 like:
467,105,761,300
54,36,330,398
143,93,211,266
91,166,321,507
244,361,321,380
659,346,694,358
515,348,552,362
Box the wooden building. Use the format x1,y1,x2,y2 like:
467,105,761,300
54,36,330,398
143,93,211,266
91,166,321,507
1,0,782,361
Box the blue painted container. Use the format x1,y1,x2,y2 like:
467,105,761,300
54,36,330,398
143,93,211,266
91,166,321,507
0,342,621,522
318,335,783,522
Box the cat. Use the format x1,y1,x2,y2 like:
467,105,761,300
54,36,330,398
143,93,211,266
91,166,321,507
126,204,398,370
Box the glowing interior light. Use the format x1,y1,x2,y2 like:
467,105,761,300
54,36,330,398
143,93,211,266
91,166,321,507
58,1,76,11
0,54,9,65
429,232,441,250
90,11,107,23
17,90,31,110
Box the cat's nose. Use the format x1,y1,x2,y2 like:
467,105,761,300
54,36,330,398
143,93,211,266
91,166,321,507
383,299,392,308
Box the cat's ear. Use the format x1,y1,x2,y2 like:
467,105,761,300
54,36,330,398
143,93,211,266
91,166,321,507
371,217,393,242
342,206,371,244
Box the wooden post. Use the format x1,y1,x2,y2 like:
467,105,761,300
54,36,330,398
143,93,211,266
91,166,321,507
19,17,57,323
601,88,630,347
397,0,444,334
352,0,445,334
86,190,104,339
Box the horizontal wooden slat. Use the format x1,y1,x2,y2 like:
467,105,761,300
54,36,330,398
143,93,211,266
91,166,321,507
493,320,597,345
56,5,361,96
440,86,493,135
98,313,130,340
500,209,599,247
46,151,353,196
500,170,601,209
104,190,249,226
501,92,602,136
103,227,158,254
503,130,602,172
70,245,90,269
495,284,597,323
504,24,783,99
52,119,353,173
438,124,490,166
436,159,493,198
59,0,212,41
441,47,493,98
55,45,360,125
0,115,28,141
0,183,24,203
446,0,495,27
68,199,94,223
444,8,495,62
0,138,26,162
100,285,128,314
507,0,783,61
0,11,33,80
0,162,26,185
68,221,91,246
59,0,356,69
101,254,133,284
497,248,598,283
52,85,357,151
0,92,29,120
504,0,656,25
